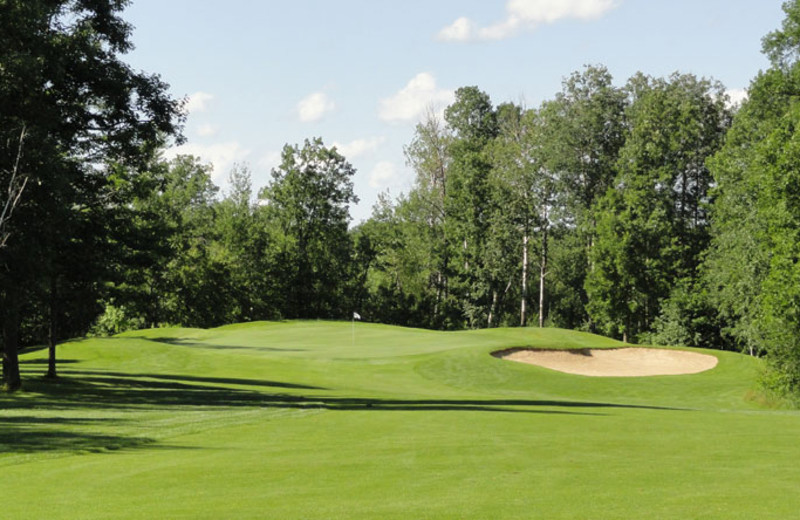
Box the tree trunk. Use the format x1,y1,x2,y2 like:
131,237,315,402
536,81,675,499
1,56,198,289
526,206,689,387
488,289,497,328
539,214,549,328
2,301,22,392
588,217,596,273
521,232,528,327
539,220,549,329
439,236,450,321
0,125,28,249
433,271,442,322
47,276,58,379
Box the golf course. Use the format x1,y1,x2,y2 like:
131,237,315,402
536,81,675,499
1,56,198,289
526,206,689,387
6,2,800,518
1,321,797,519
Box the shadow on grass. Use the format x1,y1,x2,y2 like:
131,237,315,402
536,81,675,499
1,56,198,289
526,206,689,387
20,358,80,365
0,367,684,457
64,369,325,391
0,420,160,455
144,337,308,353
0,416,115,425
8,368,678,415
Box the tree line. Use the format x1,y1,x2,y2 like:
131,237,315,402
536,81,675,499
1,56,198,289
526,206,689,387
5,1,800,397
367,68,730,341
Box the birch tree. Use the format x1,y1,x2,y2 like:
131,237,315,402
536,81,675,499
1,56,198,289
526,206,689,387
0,126,27,249
404,109,454,325
492,104,558,327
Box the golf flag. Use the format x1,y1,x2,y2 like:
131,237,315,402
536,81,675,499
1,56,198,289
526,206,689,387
353,312,361,320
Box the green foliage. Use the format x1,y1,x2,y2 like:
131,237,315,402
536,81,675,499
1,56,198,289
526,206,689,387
545,228,590,328
365,67,732,341
260,138,358,319
443,87,499,328
586,73,730,342
89,303,147,337
123,155,224,327
705,0,800,394
542,65,627,215
0,0,183,389
644,282,727,349
398,112,458,328
538,66,628,329
762,0,800,70
490,103,553,327
358,194,445,328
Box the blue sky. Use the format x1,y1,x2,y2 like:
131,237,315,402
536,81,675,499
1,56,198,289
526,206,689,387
123,1,786,223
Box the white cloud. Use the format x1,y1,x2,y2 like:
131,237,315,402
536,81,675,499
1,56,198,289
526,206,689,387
379,73,455,123
165,141,251,183
438,0,620,42
185,91,214,113
725,88,748,108
297,91,336,122
332,137,386,159
369,161,399,189
476,19,522,41
437,17,478,42
196,123,218,137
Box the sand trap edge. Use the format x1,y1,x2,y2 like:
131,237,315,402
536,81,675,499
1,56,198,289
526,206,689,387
492,347,719,377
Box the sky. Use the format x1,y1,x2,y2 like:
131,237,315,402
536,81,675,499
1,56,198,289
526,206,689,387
122,0,787,223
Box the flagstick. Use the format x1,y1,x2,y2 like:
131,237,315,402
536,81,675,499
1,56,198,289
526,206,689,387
351,312,360,347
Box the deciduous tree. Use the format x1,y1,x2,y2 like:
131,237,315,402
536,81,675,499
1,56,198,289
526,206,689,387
259,138,358,319
0,0,183,390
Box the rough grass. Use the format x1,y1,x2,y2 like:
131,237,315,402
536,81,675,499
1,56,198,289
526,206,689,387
1,321,797,519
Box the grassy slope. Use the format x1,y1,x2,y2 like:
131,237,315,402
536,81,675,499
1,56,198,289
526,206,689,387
1,321,797,519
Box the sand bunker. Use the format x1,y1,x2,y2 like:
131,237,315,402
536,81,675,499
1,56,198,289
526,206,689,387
494,348,718,377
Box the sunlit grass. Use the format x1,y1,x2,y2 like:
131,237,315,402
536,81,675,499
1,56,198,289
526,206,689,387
0,321,796,519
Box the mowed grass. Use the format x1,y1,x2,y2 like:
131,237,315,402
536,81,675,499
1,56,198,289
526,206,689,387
1,321,798,519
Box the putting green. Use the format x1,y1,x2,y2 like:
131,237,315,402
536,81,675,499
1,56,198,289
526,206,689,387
1,321,797,519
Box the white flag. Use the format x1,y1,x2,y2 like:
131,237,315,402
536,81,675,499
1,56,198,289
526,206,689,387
353,312,361,320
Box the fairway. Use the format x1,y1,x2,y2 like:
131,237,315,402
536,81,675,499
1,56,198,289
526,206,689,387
1,321,797,519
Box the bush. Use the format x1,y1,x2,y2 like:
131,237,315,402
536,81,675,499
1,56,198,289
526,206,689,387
89,303,146,336
644,282,727,349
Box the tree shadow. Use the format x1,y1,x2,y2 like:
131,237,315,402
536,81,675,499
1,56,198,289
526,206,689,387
0,415,190,456
20,358,80,365
144,337,308,353
62,369,325,391
0,426,157,454
0,367,685,457
0,416,114,425
8,368,679,414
